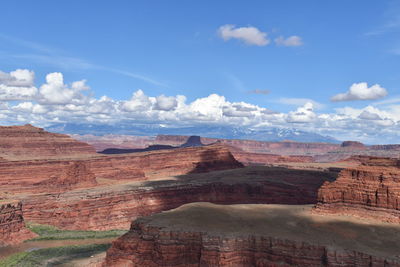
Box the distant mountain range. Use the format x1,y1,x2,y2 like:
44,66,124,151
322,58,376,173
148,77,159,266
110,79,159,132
46,123,340,143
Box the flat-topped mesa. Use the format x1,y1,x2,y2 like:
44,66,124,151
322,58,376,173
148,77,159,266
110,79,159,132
21,166,335,230
155,134,339,156
314,156,400,222
0,200,36,246
340,141,366,150
0,124,96,160
103,203,400,267
0,143,242,194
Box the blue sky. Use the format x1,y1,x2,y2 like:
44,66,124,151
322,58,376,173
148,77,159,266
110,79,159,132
1,1,400,143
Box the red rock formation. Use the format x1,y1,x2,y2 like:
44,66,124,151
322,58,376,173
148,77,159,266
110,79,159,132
232,151,313,166
104,203,400,267
0,200,37,246
0,124,96,159
314,156,400,222
0,144,242,193
20,166,336,230
370,144,400,151
72,134,153,152
35,161,97,191
155,135,340,156
340,141,366,149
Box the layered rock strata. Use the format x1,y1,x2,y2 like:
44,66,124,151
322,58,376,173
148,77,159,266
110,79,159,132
0,200,36,246
104,203,400,266
0,143,242,193
0,124,96,160
35,161,98,191
20,166,336,230
155,135,339,156
314,156,400,222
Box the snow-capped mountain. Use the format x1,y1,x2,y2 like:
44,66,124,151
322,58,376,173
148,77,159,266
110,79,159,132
46,123,340,143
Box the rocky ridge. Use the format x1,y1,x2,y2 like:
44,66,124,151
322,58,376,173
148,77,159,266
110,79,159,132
104,203,400,266
0,200,36,246
314,156,400,222
0,124,96,160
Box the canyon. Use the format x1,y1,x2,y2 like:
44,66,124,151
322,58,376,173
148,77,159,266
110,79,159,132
19,166,336,230
104,203,400,267
1,124,400,267
75,134,400,163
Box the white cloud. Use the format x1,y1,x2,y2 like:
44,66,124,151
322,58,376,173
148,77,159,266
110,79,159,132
154,95,178,111
275,35,303,47
278,98,324,109
122,89,153,112
0,69,37,100
287,102,317,123
1,69,400,144
331,82,388,102
358,110,382,120
39,72,89,104
218,25,269,46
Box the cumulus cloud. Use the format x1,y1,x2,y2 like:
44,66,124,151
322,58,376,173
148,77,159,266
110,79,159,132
0,69,37,100
287,102,317,123
278,98,324,109
1,69,400,144
39,72,89,104
154,95,178,111
358,110,382,120
275,35,303,47
331,82,388,102
218,25,269,46
122,89,153,112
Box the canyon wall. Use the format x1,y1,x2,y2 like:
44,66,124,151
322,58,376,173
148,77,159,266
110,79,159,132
105,223,399,267
71,134,153,152
155,135,339,156
0,124,96,160
314,156,400,222
0,143,242,193
0,200,36,246
104,203,400,267
20,167,335,230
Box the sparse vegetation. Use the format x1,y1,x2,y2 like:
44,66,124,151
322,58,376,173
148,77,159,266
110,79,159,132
0,243,110,267
26,222,126,241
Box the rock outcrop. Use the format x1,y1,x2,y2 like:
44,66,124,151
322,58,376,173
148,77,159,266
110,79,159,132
341,141,366,149
232,151,314,166
35,161,97,191
314,156,400,223
0,143,242,193
155,135,339,156
0,124,96,160
0,200,36,246
20,166,336,230
71,134,153,152
104,203,400,266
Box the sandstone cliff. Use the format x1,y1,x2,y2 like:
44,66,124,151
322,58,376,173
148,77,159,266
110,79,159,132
0,200,36,246
0,143,242,193
104,203,400,266
20,166,336,230
35,161,98,191
155,135,339,156
314,156,400,222
0,124,96,160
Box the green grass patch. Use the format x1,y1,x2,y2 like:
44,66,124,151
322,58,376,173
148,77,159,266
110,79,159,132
26,222,126,241
0,243,110,267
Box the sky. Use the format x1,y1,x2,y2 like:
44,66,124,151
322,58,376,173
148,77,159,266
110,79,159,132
1,0,400,143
